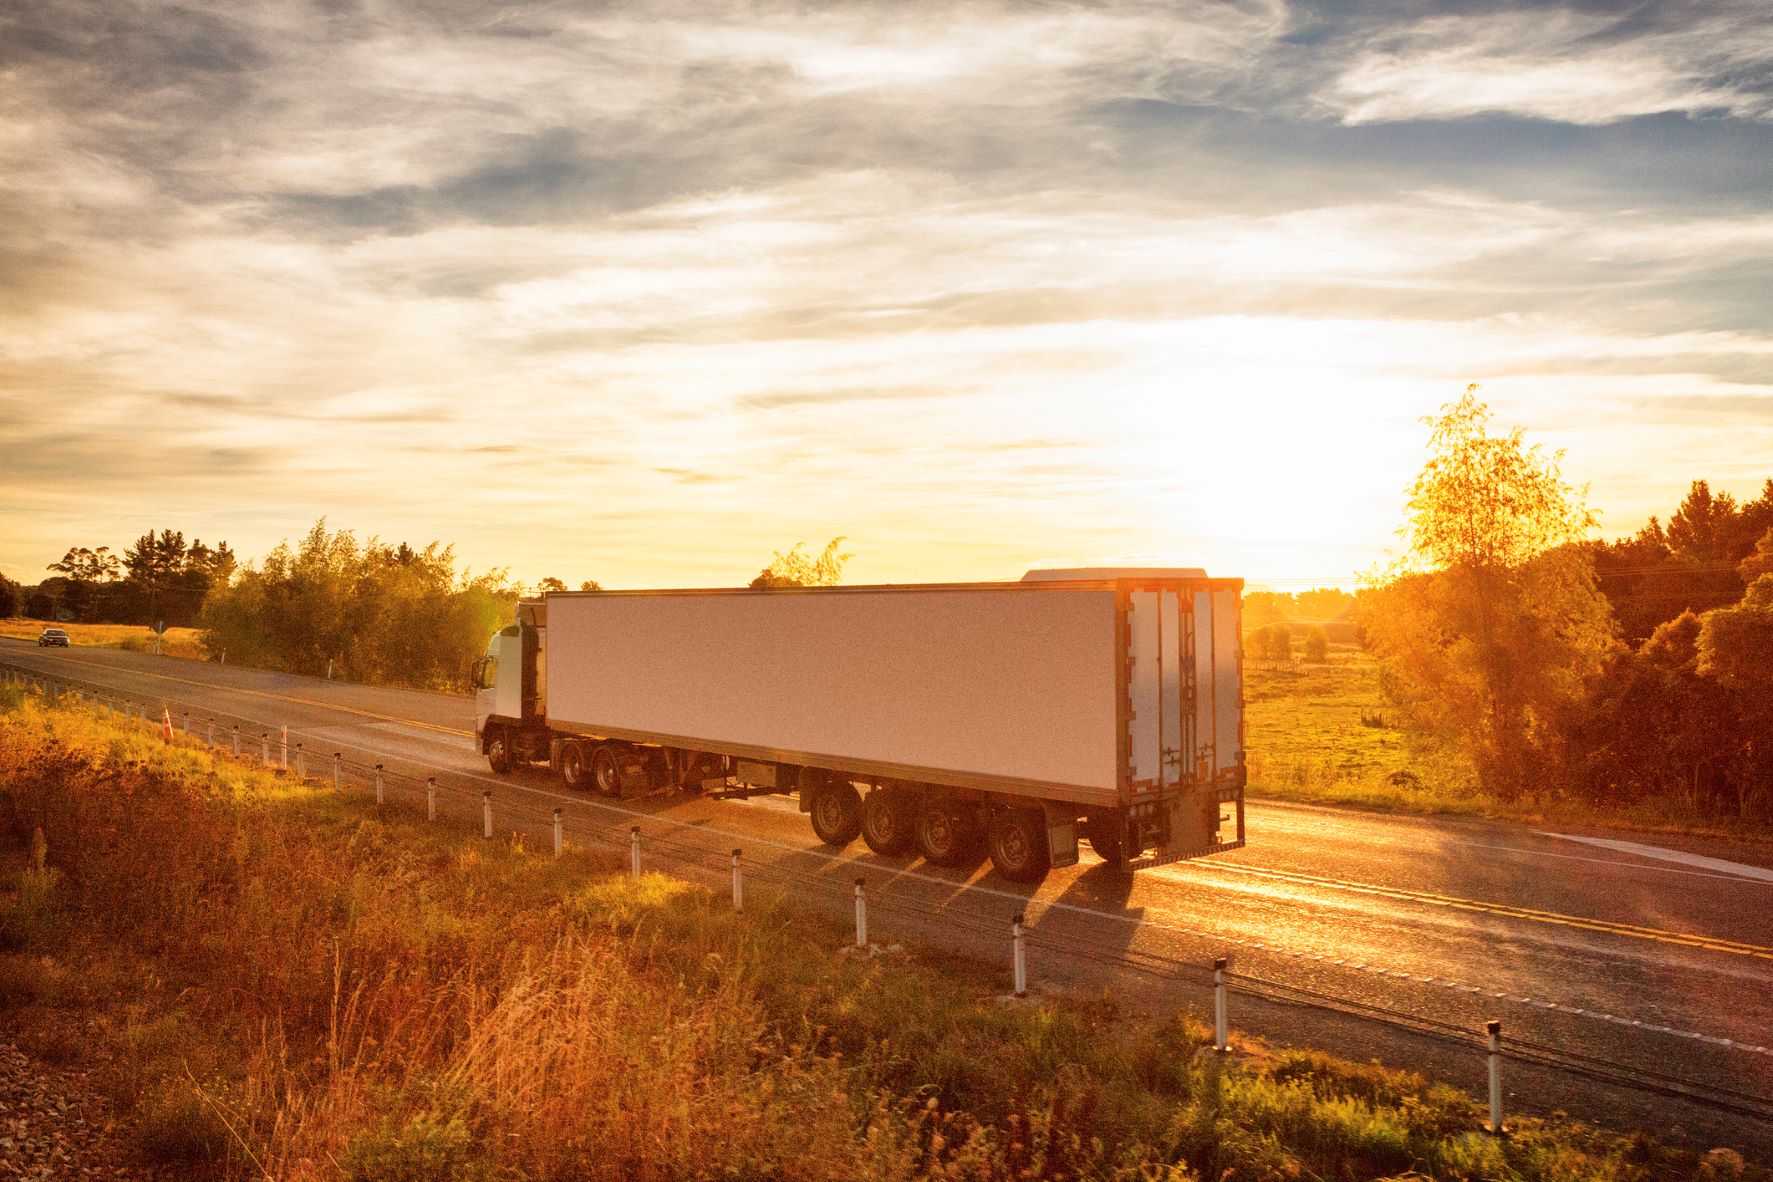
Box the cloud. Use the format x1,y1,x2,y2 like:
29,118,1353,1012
1320,6,1773,125
1,1,1771,589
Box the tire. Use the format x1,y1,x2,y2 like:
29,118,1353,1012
485,728,514,775
558,742,590,790
590,744,624,797
987,807,1052,883
809,778,863,846
914,797,981,868
1084,810,1127,868
860,786,916,856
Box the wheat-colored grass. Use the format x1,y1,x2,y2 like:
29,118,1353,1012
0,685,1759,1181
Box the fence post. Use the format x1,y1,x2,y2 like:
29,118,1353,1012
232,725,240,757
853,877,868,948
374,764,384,806
553,808,563,857
731,848,744,912
630,826,642,878
1214,958,1229,1053
333,752,343,791
295,743,306,780
280,726,289,771
1487,1020,1504,1136
1012,914,1027,998
482,790,493,839
426,778,437,821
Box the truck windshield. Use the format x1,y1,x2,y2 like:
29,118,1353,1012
478,656,497,690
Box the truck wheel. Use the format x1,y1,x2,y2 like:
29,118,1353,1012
809,779,863,846
485,728,514,775
915,798,981,868
861,787,915,856
559,742,590,790
590,744,624,797
1084,810,1126,868
987,807,1051,883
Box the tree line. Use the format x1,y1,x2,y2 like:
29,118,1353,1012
1361,387,1773,826
3,530,236,627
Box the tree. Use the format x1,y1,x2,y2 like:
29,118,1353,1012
0,572,20,618
199,520,518,691
749,538,852,589
1360,386,1614,798
578,580,602,592
46,546,122,621
1302,627,1329,663
536,577,569,593
1251,623,1291,663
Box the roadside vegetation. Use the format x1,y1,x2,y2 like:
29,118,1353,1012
1342,387,1773,835
2,687,1757,1182
0,617,208,661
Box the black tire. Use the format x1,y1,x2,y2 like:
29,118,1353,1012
485,728,514,775
591,744,624,797
915,797,981,867
860,787,916,856
809,778,863,846
559,741,590,790
1084,810,1127,868
987,807,1052,883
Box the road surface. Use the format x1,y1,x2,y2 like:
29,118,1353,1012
5,638,1771,1154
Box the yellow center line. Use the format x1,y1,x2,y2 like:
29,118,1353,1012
1198,862,1773,960
7,645,474,739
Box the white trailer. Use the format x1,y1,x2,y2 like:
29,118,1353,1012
473,569,1245,883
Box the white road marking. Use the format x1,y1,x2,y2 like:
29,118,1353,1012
1537,833,1773,884
1433,838,1773,885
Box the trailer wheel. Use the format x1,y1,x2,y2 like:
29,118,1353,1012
860,787,915,856
559,742,591,791
915,797,981,868
590,744,624,797
485,728,514,775
987,807,1051,882
1084,810,1126,868
809,779,863,846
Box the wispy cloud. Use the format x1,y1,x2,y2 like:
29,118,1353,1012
1,1,1770,587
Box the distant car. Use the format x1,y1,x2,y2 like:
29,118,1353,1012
37,628,70,647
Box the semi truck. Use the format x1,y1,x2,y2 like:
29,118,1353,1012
472,568,1246,883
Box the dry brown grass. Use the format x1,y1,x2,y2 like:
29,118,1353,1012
0,617,208,661
0,684,1761,1182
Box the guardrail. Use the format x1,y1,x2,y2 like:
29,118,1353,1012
3,658,1771,1135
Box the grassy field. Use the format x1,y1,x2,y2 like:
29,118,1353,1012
0,685,1763,1181
1244,646,1773,840
0,616,208,661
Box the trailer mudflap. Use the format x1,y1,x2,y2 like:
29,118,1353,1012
1042,803,1079,869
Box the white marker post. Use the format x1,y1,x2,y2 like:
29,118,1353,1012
853,878,868,949
374,764,384,806
482,790,493,839
1012,914,1027,999
630,826,642,878
426,777,437,821
1487,1020,1504,1136
1214,958,1230,1053
731,848,744,912
333,752,343,791
552,808,563,857
280,726,289,771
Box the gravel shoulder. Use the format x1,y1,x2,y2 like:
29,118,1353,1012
0,1042,145,1181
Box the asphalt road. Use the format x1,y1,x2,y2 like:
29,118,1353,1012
5,638,1772,1155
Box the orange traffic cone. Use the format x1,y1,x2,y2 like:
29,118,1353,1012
161,704,174,743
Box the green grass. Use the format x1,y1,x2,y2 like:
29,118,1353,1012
0,687,1762,1181
1244,648,1773,841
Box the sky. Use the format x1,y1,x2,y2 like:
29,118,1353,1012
3,0,1772,591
